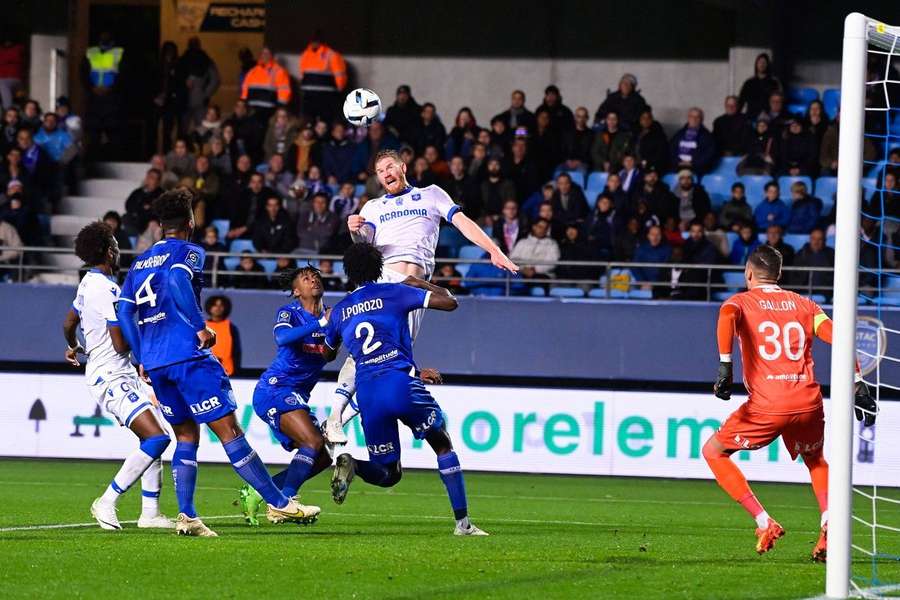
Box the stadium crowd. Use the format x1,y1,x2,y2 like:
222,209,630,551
1,37,899,299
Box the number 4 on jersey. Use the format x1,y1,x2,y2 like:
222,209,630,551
135,274,158,308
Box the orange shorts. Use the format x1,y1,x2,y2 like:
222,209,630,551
715,403,825,460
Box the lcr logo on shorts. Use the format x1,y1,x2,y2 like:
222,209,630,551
190,396,222,415
367,442,395,455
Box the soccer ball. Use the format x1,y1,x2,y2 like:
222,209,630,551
343,88,382,126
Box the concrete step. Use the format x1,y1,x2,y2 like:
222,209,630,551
79,178,136,200
50,214,94,237
59,196,122,219
92,162,147,182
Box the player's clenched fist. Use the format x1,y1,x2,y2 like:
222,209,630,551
197,327,217,350
347,214,365,233
713,361,733,400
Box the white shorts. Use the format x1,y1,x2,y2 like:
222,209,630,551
379,266,425,339
88,374,158,429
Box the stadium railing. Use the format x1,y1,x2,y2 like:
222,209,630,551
0,245,879,303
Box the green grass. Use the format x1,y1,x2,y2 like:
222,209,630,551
0,459,898,599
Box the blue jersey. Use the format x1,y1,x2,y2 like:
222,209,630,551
260,301,328,395
324,283,429,382
120,238,209,370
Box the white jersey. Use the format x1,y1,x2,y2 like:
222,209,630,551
359,184,460,276
73,270,133,385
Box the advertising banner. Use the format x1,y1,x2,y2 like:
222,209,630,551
0,373,895,486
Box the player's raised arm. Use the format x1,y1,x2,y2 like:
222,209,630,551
62,307,83,366
450,211,519,273
402,275,459,312
713,302,741,400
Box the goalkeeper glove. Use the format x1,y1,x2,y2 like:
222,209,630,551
854,379,877,427
713,361,733,401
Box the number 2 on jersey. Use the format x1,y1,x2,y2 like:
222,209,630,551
135,273,158,308
758,320,804,361
355,321,383,355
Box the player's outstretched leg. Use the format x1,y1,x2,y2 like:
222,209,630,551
91,411,171,531
803,452,829,562
324,357,356,446
702,437,782,553
331,454,404,504
426,427,488,536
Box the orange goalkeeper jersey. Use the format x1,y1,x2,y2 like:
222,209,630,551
720,285,826,415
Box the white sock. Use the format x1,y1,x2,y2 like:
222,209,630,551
456,516,471,529
755,511,770,529
140,458,162,516
329,357,357,422
821,510,828,528
100,448,154,505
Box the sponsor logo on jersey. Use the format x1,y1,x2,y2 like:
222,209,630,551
856,317,886,376
160,404,174,416
132,253,171,270
361,348,399,366
378,208,428,223
138,311,167,325
412,193,421,201
268,376,278,385
367,442,395,455
190,396,222,415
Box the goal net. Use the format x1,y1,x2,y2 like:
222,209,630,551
831,13,900,599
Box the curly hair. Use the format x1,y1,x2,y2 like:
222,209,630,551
204,294,232,318
278,263,322,293
343,242,383,287
74,221,115,266
152,187,196,230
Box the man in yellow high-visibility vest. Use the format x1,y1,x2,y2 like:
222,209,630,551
81,31,124,159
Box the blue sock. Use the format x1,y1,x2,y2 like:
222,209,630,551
272,468,288,490
355,459,391,486
222,435,288,509
172,441,199,518
282,447,318,498
437,452,468,520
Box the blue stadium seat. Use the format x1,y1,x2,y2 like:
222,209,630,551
354,184,366,197
713,291,732,302
826,234,835,249
783,233,808,251
549,287,585,298
463,261,506,296
258,259,277,274
530,286,546,297
438,226,466,258
822,89,840,120
458,245,486,261
212,219,230,241
876,275,900,305
455,263,470,277
740,175,772,210
785,88,818,117
778,176,813,202
128,236,137,248
223,257,239,272
722,271,745,293
862,177,878,202
662,173,678,191
701,174,736,210
814,177,838,216
725,231,739,252
560,169,585,187
810,294,827,304
470,287,504,297
332,261,344,275
629,288,652,299
230,239,256,253
711,156,742,177
585,171,609,200
588,288,606,299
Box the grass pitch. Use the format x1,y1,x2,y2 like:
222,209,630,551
0,459,897,599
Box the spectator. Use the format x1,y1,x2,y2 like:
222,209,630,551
318,258,345,292
712,95,752,157
329,182,359,220
0,145,28,195
414,102,447,155
634,167,677,225
135,216,162,253
702,212,730,257
761,92,790,136
618,153,642,197
252,196,296,254
729,221,760,265
165,137,194,179
585,194,619,260
1,107,19,154
787,181,823,234
444,107,478,159
0,37,24,110
615,217,641,261
805,100,830,168
301,163,329,199
434,262,467,296
262,107,298,160
557,224,596,282
34,112,74,164
591,111,632,173
200,225,226,272
230,251,268,289
633,225,672,292
0,182,39,245
467,142,487,180
16,128,55,209
673,169,712,229
719,182,753,231
192,104,222,149
207,135,233,175
633,198,661,233
351,121,400,181
21,100,42,132
510,219,560,289
270,256,298,286
443,155,481,219
737,53,781,119
493,89,536,134
263,152,294,200
226,172,271,239
0,211,22,269
504,137,540,202
488,115,511,158
562,106,594,170
522,182,555,220
661,215,684,248
780,118,817,176
594,73,648,131
224,99,263,162
191,155,220,222
297,31,347,122
423,144,450,180
531,108,562,183
670,107,716,175
383,84,421,144
283,123,319,178
681,220,722,300
869,170,899,224
753,181,790,230
537,201,566,241
321,121,356,184
102,210,133,265
152,41,180,153
793,228,834,297
764,224,795,267
81,31,125,159
231,153,253,188
492,199,528,255
738,116,778,176
296,191,338,252
204,295,241,375
150,152,177,189
536,85,575,134
240,47,290,127
177,37,220,134
409,156,435,188
480,158,515,219
551,172,589,225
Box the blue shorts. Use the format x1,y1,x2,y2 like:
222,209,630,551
252,381,317,451
356,369,444,464
149,357,237,425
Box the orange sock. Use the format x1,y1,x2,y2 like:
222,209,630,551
703,440,767,521
805,453,829,515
